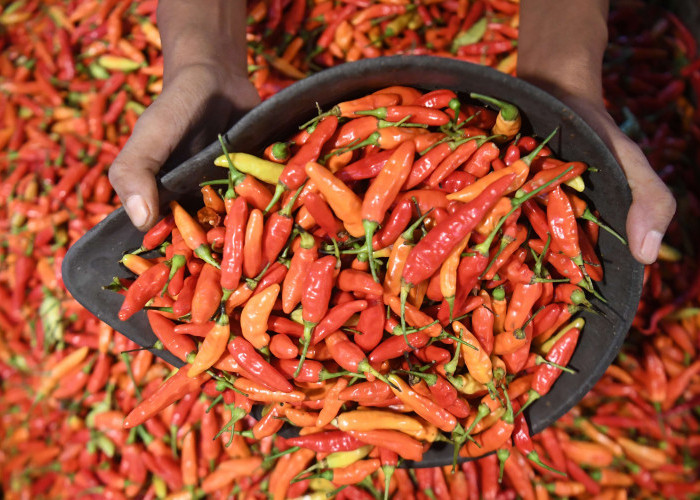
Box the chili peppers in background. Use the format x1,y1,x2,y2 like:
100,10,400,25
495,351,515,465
2,1,700,499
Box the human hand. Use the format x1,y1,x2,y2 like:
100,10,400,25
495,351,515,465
108,66,259,231
109,0,259,231
553,95,676,265
518,0,676,264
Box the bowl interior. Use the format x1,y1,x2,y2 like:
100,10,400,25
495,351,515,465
63,55,642,467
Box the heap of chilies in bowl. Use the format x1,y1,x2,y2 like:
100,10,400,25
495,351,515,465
113,86,613,479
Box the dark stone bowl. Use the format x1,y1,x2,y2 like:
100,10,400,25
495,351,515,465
63,55,642,467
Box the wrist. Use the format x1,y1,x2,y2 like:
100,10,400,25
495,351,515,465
517,0,608,105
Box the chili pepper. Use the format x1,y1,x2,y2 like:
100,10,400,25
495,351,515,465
353,301,387,352
123,366,208,428
169,200,219,268
240,282,278,349
297,255,337,375
337,148,395,183
266,316,303,338
190,263,222,324
284,431,364,453
220,196,248,292
348,429,423,462
269,333,298,359
201,456,263,494
518,326,580,415
312,300,368,345
275,357,343,383
303,190,346,240
338,269,383,297
440,235,471,321
305,161,364,237
400,173,515,330
241,208,265,279
188,311,229,377
386,374,458,433
118,261,170,320
267,115,338,211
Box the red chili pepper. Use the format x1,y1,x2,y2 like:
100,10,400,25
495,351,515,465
190,263,222,324
282,232,318,314
118,261,170,321
354,301,385,352
297,255,337,374
147,311,196,362
123,366,208,429
221,196,248,291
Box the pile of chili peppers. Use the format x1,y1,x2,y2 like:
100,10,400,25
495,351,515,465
0,0,699,499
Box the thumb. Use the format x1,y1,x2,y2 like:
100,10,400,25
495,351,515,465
615,138,676,264
109,95,186,231
559,98,676,264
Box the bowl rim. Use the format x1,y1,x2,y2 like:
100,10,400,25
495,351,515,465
63,55,643,468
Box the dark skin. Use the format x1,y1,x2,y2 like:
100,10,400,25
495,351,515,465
111,0,674,265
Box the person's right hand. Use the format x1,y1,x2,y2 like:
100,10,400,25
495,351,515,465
109,0,259,231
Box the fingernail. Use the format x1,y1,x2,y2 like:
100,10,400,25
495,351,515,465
640,230,663,263
125,195,149,228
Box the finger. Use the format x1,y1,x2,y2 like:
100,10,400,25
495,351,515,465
619,143,676,264
109,84,205,231
562,101,676,264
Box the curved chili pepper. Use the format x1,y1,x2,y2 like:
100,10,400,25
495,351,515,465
305,161,364,237
337,269,383,297
401,173,514,296
312,299,368,345
123,366,208,429
263,184,304,263
268,115,339,211
140,214,175,251
426,136,488,187
386,374,458,433
337,148,394,182
348,429,423,462
302,190,346,240
405,141,453,189
354,301,385,352
227,336,293,393
440,234,471,321
240,283,279,349
274,358,344,383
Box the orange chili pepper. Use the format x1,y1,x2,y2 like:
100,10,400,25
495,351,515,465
305,161,364,237
240,283,278,349
188,312,230,377
169,200,220,268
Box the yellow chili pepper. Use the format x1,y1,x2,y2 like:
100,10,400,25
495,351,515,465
536,317,585,354
215,152,284,185
335,410,426,439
